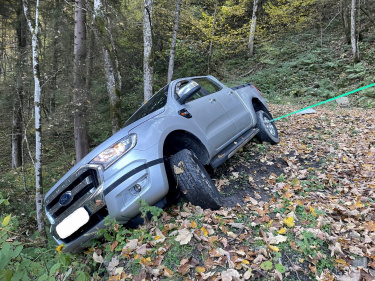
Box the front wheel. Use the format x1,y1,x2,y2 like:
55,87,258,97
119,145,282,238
256,110,279,145
170,149,222,210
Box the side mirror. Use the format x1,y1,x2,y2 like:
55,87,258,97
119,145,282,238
177,83,201,104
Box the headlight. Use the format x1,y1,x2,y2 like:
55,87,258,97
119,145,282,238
90,134,137,169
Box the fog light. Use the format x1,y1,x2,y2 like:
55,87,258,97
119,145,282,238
133,184,142,193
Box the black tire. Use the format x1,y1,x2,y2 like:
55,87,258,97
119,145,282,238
170,149,222,210
256,110,279,145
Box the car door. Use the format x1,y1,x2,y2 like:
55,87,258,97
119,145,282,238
176,79,238,151
215,88,252,132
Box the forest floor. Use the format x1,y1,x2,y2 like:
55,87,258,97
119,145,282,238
81,103,374,281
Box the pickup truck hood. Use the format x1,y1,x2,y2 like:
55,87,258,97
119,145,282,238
44,114,154,200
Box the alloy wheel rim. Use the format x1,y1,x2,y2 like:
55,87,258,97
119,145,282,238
263,116,276,136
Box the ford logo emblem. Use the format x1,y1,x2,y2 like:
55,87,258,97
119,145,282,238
59,191,73,206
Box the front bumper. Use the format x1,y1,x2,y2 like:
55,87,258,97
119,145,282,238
45,155,168,252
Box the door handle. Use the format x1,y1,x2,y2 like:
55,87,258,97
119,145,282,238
229,91,234,95
209,99,216,103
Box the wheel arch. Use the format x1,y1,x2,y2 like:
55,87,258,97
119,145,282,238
252,98,270,114
163,130,210,165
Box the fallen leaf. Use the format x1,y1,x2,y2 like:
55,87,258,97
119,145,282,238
123,239,138,251
277,228,286,234
107,256,119,272
110,241,119,252
274,269,283,281
175,228,192,245
2,214,11,226
364,221,375,232
243,269,253,279
349,246,364,256
228,223,244,229
163,267,174,277
268,234,287,245
201,226,208,237
195,266,206,273
221,269,240,281
93,252,104,263
174,162,184,174
268,244,280,252
283,217,294,228
136,243,147,255
191,220,197,228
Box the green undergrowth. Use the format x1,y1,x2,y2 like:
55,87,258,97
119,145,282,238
223,24,375,108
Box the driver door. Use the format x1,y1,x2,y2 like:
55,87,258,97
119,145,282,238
177,78,238,152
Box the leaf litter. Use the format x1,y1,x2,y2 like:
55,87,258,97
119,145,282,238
98,105,375,280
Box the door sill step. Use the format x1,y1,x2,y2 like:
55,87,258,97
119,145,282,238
210,128,259,169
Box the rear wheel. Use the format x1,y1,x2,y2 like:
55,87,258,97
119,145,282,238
256,110,279,144
170,149,222,210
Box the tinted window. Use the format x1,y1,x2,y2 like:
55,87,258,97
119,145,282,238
125,85,168,126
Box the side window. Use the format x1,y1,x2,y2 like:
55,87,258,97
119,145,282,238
175,78,223,104
193,78,222,94
175,80,205,103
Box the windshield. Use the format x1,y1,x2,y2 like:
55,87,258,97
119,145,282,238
124,85,169,126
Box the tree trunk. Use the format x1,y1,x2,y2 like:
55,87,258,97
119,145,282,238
208,0,218,75
167,0,182,84
22,0,47,241
0,18,5,80
143,0,154,101
341,0,351,44
248,0,259,57
351,0,360,62
12,0,28,169
1,17,7,81
86,13,94,92
360,3,375,28
93,0,122,134
11,97,23,169
49,0,60,115
73,0,89,161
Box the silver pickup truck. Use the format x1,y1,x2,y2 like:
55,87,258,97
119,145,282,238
44,75,279,252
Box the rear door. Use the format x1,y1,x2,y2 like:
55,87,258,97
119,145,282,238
215,88,252,132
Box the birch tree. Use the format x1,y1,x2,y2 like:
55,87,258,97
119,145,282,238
73,0,89,161
143,0,154,101
248,0,259,57
351,0,360,62
93,0,122,134
167,0,182,84
22,0,46,240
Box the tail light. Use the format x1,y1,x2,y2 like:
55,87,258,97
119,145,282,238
253,85,263,97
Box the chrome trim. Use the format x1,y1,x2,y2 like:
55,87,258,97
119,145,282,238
45,164,106,240
49,176,92,214
45,164,104,206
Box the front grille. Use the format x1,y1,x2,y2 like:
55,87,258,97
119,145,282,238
46,168,100,219
45,165,107,241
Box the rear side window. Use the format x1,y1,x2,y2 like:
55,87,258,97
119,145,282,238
125,85,168,125
193,78,222,94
